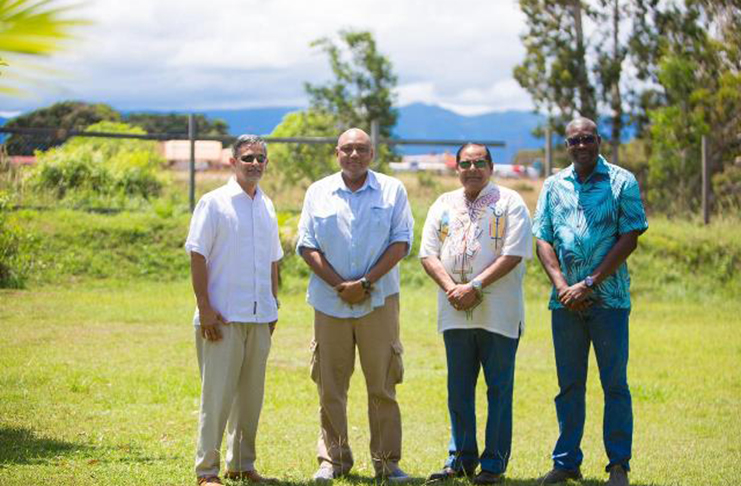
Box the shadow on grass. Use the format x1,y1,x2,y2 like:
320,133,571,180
0,425,88,465
260,476,673,486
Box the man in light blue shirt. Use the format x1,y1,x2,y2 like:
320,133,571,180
297,128,414,482
533,118,648,486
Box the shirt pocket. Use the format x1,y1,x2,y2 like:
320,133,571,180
371,205,393,235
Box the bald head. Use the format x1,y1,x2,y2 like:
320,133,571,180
566,117,598,135
338,128,371,146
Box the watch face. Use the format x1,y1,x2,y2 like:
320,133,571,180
585,276,594,287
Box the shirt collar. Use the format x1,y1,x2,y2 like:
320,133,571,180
226,176,262,200
330,169,380,194
566,154,609,182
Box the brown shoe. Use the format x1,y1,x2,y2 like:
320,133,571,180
607,465,629,486
225,470,276,483
472,470,504,484
538,467,582,484
197,477,223,486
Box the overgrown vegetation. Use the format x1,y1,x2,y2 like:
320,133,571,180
26,121,170,209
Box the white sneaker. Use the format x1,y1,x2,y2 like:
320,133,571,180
313,465,338,482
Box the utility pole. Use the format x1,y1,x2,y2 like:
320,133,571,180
189,114,196,212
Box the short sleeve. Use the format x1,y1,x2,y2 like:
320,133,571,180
618,173,649,235
185,197,216,260
295,185,319,253
418,197,443,259
501,194,533,259
533,178,554,242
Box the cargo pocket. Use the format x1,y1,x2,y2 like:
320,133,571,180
309,340,321,384
386,341,404,386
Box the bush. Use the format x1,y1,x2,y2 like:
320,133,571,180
28,121,169,209
0,192,35,288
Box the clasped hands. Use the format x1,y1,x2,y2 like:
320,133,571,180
447,283,481,312
335,279,370,305
558,281,593,311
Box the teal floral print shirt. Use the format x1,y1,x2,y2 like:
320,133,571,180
533,155,648,309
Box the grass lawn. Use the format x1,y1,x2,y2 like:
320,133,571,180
1,277,739,486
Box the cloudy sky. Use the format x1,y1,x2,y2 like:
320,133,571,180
1,0,535,116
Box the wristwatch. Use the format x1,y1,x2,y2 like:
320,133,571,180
471,279,484,298
360,277,372,290
584,276,595,289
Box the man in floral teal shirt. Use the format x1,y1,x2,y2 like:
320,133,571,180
533,117,648,486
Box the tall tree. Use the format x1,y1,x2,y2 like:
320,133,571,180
0,0,86,95
304,29,399,139
514,0,597,138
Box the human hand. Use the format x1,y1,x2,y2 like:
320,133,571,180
446,284,480,311
268,320,277,335
559,282,593,311
199,306,228,341
336,280,369,305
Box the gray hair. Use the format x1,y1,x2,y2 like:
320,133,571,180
232,134,268,158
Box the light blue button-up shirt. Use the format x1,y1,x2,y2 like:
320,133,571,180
296,170,414,318
533,156,648,309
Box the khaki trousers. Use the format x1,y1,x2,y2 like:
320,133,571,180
311,294,405,475
194,323,271,478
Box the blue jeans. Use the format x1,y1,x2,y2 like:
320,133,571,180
551,308,632,472
443,328,519,475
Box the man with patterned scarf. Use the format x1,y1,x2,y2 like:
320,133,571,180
419,142,533,485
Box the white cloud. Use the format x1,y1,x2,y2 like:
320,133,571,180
0,0,536,115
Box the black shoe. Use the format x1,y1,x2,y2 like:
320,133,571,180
538,467,582,484
427,466,474,482
472,471,503,485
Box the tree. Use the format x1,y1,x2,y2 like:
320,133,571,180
269,110,338,188
4,101,121,155
514,0,597,137
124,113,229,138
0,0,86,95
305,29,398,142
645,1,741,213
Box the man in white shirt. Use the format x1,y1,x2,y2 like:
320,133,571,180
296,128,414,482
185,134,283,486
419,143,532,485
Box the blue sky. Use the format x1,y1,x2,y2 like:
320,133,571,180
0,0,534,117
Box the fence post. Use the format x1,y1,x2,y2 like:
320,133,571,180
370,119,380,164
189,114,196,212
702,135,710,225
544,126,553,178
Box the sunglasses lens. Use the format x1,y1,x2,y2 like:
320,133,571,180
458,161,471,169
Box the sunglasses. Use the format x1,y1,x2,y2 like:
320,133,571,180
565,134,598,147
458,159,489,169
239,154,267,164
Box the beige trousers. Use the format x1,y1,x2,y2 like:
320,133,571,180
194,323,271,478
311,294,405,475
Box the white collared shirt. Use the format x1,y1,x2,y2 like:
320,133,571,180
296,170,414,318
419,182,533,338
185,177,283,325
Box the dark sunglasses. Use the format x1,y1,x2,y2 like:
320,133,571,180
239,154,267,164
458,159,489,169
565,134,598,147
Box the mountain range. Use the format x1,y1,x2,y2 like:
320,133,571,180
1,103,548,163
198,103,546,163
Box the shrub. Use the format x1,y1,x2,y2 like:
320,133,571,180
28,121,169,208
0,192,35,288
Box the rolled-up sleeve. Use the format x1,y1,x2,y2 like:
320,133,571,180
533,179,554,243
389,184,414,255
185,197,215,260
296,185,319,253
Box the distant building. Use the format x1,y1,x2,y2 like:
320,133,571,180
160,140,226,170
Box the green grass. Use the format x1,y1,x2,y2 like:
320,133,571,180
1,278,739,486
